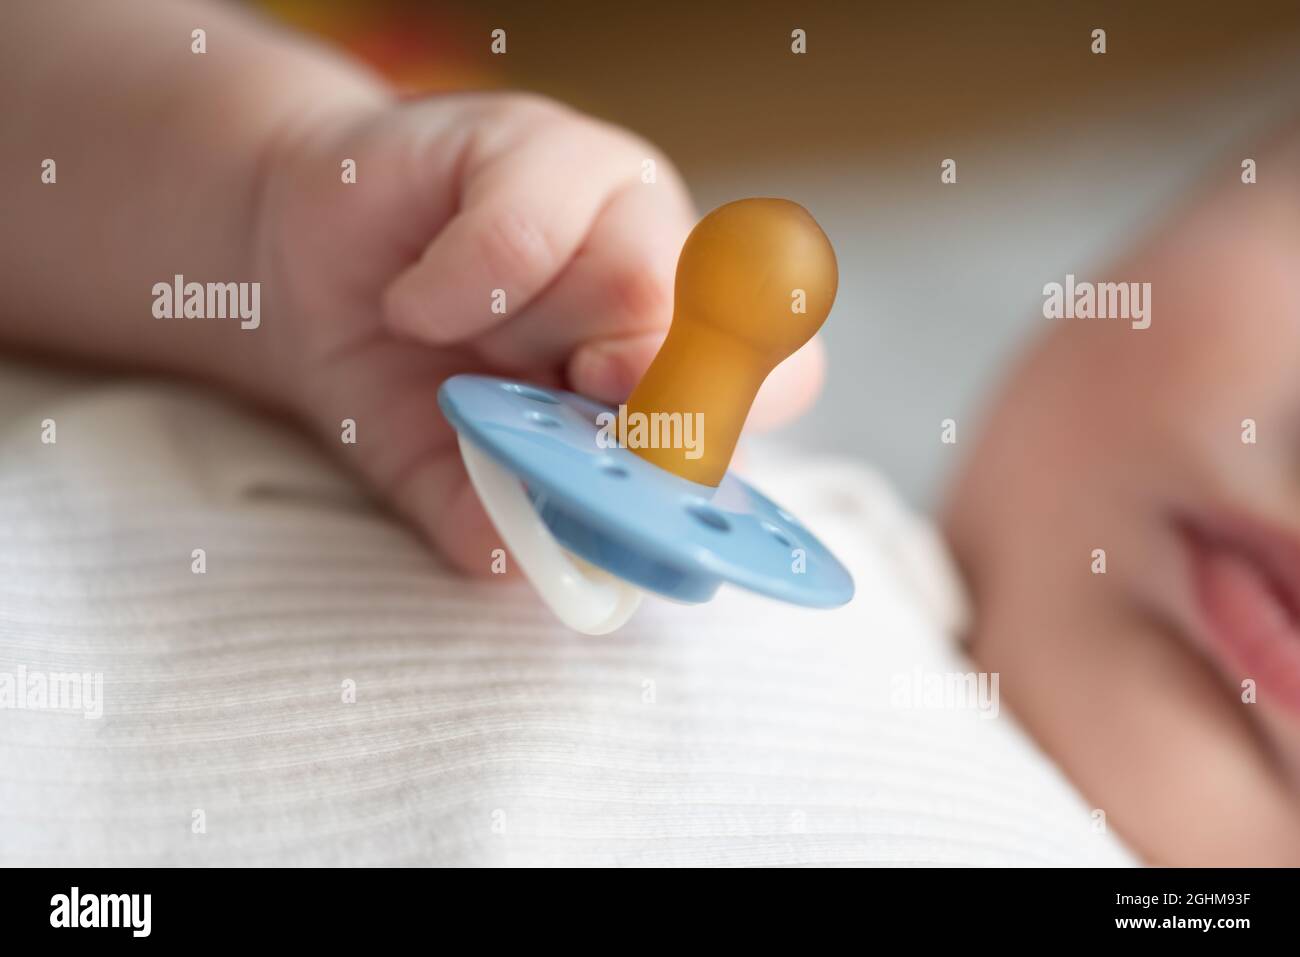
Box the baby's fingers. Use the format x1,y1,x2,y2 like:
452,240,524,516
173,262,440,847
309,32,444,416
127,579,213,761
383,114,644,346
475,175,695,375
389,451,509,578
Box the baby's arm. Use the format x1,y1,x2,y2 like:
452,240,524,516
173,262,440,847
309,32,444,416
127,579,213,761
0,0,386,407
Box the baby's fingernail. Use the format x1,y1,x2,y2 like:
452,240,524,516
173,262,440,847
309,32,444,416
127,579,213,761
570,335,662,402
570,345,627,402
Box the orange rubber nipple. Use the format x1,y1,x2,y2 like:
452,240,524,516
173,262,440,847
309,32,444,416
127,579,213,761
623,198,838,486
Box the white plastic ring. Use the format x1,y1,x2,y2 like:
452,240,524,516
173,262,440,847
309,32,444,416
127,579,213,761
458,435,644,635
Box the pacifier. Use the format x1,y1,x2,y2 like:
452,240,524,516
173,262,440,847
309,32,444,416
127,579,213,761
438,197,854,634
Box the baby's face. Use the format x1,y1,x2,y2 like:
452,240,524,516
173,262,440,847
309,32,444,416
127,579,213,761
944,158,1300,864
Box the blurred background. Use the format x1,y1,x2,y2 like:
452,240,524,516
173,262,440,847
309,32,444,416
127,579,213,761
260,0,1300,506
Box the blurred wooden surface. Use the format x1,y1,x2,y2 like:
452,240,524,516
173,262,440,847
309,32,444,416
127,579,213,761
264,0,1300,174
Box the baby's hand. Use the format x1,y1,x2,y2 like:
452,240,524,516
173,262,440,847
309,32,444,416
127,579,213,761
258,94,824,572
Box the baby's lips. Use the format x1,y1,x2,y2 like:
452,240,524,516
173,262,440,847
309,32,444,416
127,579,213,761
1190,535,1300,715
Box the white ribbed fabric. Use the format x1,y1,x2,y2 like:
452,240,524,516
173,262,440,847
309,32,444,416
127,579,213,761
0,360,1134,866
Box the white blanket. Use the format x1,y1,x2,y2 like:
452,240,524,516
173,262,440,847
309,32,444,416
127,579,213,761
0,360,1133,866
